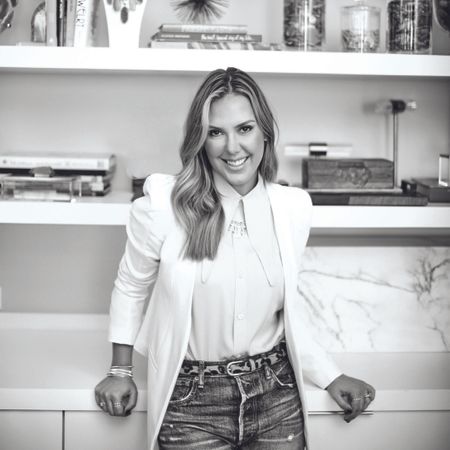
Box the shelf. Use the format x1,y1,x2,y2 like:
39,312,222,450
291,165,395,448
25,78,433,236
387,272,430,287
0,191,132,225
1,194,449,232
0,46,449,77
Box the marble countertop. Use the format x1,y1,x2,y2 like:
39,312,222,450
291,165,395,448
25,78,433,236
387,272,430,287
1,313,449,413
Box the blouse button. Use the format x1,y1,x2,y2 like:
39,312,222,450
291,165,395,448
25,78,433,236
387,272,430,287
237,313,245,320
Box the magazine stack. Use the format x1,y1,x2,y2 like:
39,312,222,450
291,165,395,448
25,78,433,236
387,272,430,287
0,152,116,202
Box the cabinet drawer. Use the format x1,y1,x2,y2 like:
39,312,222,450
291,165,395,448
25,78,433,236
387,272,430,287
64,411,147,450
0,410,62,450
309,411,450,450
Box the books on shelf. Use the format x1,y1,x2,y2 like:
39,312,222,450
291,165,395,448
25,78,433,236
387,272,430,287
149,22,280,51
158,23,248,34
43,0,100,47
151,31,262,43
149,41,282,50
0,152,116,198
0,151,116,172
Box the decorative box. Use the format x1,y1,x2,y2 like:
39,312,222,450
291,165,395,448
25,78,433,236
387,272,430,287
302,158,394,189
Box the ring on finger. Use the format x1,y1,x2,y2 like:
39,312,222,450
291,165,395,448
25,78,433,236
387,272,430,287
99,401,106,407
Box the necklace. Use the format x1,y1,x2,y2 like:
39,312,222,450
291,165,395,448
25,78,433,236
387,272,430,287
228,220,247,238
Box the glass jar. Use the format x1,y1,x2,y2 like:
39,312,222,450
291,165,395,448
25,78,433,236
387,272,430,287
341,1,381,52
387,0,433,54
433,0,450,33
283,0,326,51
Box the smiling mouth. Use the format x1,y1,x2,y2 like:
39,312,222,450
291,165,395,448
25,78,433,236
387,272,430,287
223,157,249,168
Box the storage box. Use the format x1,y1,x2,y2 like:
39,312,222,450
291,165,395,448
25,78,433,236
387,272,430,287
302,158,394,189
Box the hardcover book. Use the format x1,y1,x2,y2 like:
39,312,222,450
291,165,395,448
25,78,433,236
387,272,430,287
159,23,248,34
151,31,262,43
0,152,116,172
73,0,100,47
46,0,58,46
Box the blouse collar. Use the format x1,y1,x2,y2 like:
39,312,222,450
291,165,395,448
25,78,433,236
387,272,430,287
201,172,277,286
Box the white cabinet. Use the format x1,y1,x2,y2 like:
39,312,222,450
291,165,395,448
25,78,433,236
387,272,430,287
64,411,147,450
309,411,450,450
0,411,62,450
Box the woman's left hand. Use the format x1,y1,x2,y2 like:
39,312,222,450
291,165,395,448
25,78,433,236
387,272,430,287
325,374,376,423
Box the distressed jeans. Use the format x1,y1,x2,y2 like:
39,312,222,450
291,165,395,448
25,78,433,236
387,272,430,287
158,356,305,449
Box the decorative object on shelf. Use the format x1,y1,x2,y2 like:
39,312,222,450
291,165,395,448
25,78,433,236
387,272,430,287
0,0,17,33
433,0,450,34
283,0,325,50
302,158,394,189
375,99,417,188
439,153,449,186
387,0,432,54
170,0,229,23
284,142,353,158
31,1,46,43
102,0,148,47
340,0,381,52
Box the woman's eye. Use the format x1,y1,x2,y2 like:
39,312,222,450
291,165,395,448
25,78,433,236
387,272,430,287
208,129,222,137
240,125,253,134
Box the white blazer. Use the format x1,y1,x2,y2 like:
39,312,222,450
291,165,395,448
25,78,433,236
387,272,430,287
109,174,342,450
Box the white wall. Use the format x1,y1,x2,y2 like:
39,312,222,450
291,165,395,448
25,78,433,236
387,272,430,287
0,0,449,316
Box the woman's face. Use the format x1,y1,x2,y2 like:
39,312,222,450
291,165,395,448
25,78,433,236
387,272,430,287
204,93,265,196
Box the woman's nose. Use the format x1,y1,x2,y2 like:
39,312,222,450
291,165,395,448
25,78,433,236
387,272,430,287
226,134,240,154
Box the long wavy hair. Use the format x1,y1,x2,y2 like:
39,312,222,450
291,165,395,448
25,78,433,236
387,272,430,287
172,67,278,261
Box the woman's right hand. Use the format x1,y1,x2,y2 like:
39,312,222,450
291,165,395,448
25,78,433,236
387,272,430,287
94,375,138,417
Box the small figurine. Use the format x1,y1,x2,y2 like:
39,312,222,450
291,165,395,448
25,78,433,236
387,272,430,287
0,0,17,33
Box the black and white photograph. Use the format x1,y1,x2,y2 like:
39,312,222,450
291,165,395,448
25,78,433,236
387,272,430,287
0,0,449,449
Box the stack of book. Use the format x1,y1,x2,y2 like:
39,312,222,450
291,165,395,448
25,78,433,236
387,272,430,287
44,0,100,47
149,23,281,50
0,152,115,201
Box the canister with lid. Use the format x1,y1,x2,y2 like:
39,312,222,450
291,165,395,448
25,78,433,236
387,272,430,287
341,0,381,52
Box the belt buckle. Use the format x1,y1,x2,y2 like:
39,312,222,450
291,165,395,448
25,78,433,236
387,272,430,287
226,359,245,376
226,358,256,376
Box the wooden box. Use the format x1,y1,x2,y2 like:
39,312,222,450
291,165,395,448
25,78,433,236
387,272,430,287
302,158,394,189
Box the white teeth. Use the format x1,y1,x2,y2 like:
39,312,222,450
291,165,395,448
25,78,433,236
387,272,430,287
226,157,247,167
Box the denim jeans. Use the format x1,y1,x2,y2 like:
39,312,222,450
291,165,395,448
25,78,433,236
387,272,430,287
158,355,305,449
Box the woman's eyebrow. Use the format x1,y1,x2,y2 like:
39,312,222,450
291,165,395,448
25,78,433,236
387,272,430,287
208,119,256,129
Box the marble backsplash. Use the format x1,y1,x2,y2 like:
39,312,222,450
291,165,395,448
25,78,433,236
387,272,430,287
298,247,450,352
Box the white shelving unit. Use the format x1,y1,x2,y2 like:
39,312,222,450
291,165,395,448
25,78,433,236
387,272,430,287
1,46,449,234
0,46,449,77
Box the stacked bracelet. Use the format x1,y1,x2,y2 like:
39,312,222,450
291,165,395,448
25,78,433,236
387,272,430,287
107,365,134,378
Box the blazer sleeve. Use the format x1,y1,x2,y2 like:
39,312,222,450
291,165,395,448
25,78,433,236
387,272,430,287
293,189,343,389
108,174,174,345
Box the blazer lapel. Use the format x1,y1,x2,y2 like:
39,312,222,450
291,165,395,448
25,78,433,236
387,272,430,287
266,183,297,299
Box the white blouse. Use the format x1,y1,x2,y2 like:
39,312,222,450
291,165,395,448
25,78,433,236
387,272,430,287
186,173,285,362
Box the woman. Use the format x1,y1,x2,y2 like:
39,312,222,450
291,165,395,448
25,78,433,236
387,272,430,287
95,67,375,449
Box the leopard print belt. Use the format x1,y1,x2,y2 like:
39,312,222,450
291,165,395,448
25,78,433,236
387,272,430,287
180,340,288,377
